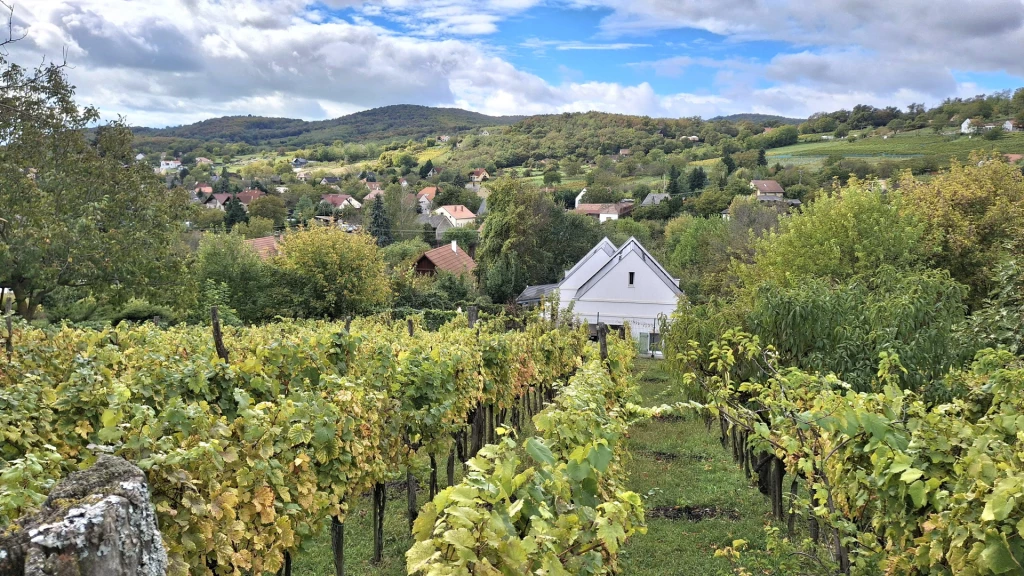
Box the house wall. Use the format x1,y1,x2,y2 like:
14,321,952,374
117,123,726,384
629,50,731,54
558,244,614,303
569,250,679,337
598,213,619,223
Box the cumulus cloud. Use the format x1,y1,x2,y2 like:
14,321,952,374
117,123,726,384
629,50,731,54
5,0,1024,125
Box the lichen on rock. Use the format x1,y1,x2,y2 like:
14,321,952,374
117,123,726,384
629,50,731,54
0,455,167,576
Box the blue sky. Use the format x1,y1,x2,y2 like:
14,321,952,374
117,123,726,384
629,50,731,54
10,0,1024,126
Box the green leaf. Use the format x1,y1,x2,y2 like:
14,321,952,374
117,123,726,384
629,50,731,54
567,460,591,482
908,480,927,509
101,409,118,428
900,468,924,484
406,540,438,573
982,533,1022,574
597,522,626,554
525,438,555,466
982,493,1016,522
588,443,613,473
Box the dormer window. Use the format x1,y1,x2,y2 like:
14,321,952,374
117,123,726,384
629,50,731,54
628,272,635,286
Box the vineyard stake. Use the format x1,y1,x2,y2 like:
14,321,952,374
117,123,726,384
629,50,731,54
210,306,229,362
407,317,414,337
372,483,385,563
4,297,11,361
597,322,608,365
467,306,477,328
331,516,345,576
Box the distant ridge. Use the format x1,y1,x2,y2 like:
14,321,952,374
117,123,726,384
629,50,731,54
132,104,525,146
710,113,805,125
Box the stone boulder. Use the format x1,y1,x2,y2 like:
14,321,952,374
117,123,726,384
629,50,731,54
0,455,167,576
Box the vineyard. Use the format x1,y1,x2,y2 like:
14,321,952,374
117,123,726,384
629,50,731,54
668,331,1024,575
0,313,642,575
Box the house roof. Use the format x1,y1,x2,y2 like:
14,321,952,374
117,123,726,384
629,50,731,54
209,193,232,205
245,236,280,260
418,186,438,200
365,181,384,191
640,193,670,206
575,202,634,216
750,180,785,195
236,189,265,205
438,205,475,219
563,237,616,280
515,283,559,305
321,194,354,208
419,243,477,274
470,168,488,177
575,237,682,299
364,190,384,202
321,176,341,183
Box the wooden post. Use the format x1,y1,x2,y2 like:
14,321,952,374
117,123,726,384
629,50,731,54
4,298,12,361
407,318,414,337
597,322,608,362
331,516,345,576
406,468,418,532
210,307,229,362
786,478,799,537
467,306,478,328
372,483,385,564
617,325,625,340
429,454,438,499
345,316,351,332
277,550,292,576
446,446,456,487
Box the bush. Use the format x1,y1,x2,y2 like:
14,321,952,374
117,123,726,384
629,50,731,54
110,300,179,325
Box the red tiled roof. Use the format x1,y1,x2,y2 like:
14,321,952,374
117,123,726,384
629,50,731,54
364,190,383,201
209,193,232,205
1005,154,1024,163
365,181,384,191
419,243,477,274
321,194,353,208
470,168,488,177
439,205,475,219
245,236,280,260
751,180,785,195
236,189,266,205
418,186,437,200
575,203,634,216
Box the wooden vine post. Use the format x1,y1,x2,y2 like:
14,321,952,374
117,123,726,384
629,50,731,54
331,515,344,576
4,298,12,361
467,306,478,329
372,483,386,564
210,307,229,362
405,318,419,532
597,322,608,366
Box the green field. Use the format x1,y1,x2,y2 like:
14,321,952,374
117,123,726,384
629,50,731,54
292,357,773,576
769,131,1024,162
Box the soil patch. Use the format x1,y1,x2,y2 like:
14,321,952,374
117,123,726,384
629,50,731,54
647,505,740,522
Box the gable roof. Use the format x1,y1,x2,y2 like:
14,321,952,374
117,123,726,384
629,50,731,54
208,193,232,205
640,193,670,206
418,186,437,200
751,180,785,195
438,205,475,219
562,237,616,281
245,236,280,260
365,181,384,191
236,189,265,205
470,168,489,177
419,243,477,274
516,283,559,305
575,202,634,216
321,194,356,208
575,237,682,299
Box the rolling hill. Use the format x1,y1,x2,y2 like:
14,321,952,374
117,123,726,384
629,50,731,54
131,105,525,147
710,113,805,125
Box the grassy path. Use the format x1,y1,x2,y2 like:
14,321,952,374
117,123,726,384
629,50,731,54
292,358,772,575
618,358,773,575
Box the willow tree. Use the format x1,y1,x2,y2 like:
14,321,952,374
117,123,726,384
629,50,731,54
0,48,189,319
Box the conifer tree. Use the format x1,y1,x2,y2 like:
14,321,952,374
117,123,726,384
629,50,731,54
369,195,393,247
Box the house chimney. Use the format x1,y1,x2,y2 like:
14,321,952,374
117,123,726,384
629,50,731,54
452,240,457,253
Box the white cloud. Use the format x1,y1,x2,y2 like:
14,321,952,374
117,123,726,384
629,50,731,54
521,38,651,51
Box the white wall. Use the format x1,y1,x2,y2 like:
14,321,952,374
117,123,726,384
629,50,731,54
598,213,619,223
558,243,614,305
570,249,679,334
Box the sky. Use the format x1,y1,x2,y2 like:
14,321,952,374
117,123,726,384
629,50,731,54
7,0,1024,127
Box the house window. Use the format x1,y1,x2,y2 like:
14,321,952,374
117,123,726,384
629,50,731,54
628,272,635,286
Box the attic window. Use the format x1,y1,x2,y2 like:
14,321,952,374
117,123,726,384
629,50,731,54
628,272,635,287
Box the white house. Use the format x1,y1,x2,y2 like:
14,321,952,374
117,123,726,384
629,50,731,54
574,188,588,208
434,205,476,227
1005,120,1017,132
516,237,682,355
961,118,977,134
159,160,182,173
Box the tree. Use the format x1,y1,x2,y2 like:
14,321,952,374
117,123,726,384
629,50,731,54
419,159,434,179
722,154,736,175
563,160,582,176
276,227,391,318
294,196,316,224
757,149,768,167
687,167,707,192
543,168,562,186
224,196,249,230
234,216,274,239
248,195,287,227
194,232,276,323
369,195,393,247
0,51,190,319
441,227,479,249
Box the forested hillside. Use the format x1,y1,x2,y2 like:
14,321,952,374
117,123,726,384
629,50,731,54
132,105,523,150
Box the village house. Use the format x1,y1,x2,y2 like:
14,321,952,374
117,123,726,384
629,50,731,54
619,149,632,157
159,160,181,174
417,187,438,213
415,241,476,276
194,182,213,195
1004,120,1018,132
363,189,384,203
416,213,453,241
749,180,801,209
399,177,409,188
427,166,443,178
480,129,490,136
320,194,362,210
134,153,146,161
365,181,385,192
320,176,341,187
435,205,476,227
245,236,280,260
291,158,308,168
575,200,635,222
469,168,490,183
516,237,681,355
961,118,979,134
640,193,670,207
195,157,213,165
437,135,450,143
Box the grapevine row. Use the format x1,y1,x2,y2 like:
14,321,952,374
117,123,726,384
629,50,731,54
0,312,590,575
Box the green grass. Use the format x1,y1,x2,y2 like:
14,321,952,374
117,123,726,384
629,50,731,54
617,358,773,576
292,357,773,575
767,131,1024,161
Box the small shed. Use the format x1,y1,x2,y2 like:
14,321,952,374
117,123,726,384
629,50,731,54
415,241,477,276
